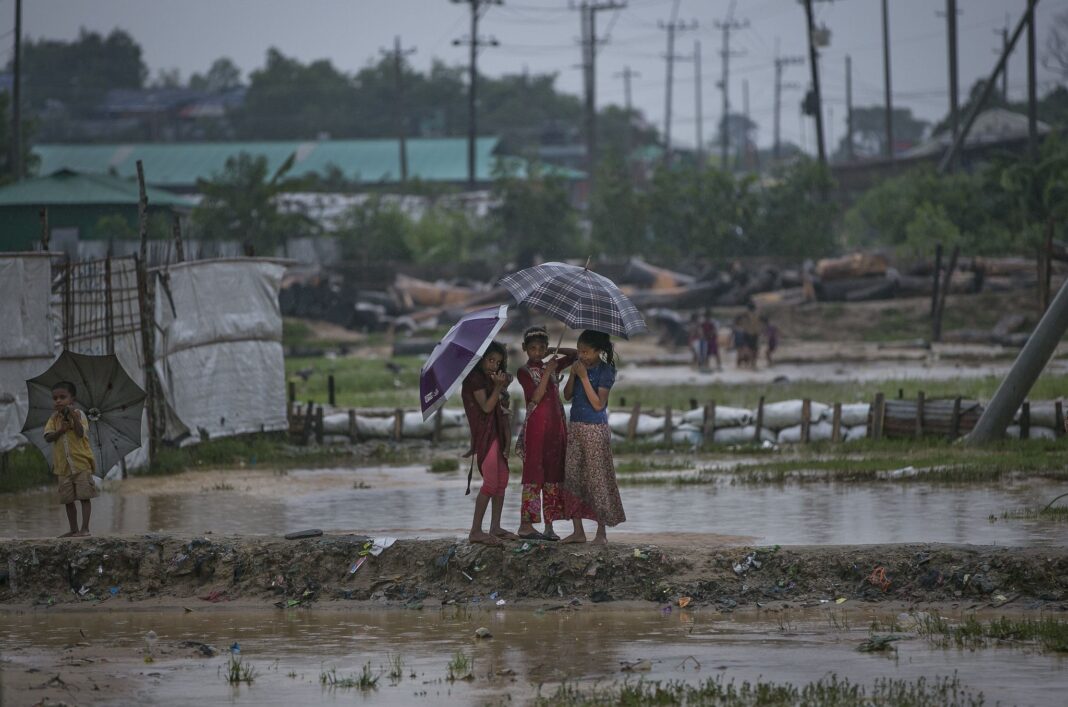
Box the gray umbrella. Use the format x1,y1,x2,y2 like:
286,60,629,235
22,351,146,476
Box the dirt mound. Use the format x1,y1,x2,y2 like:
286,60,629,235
2,536,1066,609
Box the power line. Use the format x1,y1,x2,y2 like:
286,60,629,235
451,0,501,188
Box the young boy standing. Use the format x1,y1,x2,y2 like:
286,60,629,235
43,381,98,537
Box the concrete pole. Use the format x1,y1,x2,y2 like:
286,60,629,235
966,277,1068,445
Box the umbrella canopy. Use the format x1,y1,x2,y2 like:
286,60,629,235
420,305,509,421
22,351,146,476
498,262,648,339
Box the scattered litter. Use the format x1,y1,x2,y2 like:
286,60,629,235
678,597,692,608
183,607,194,613
496,668,516,676
675,655,701,671
109,587,120,597
348,557,367,575
835,597,847,604
620,659,653,672
489,591,500,600
661,605,672,615
733,552,762,576
866,566,892,592
230,642,241,655
474,627,492,639
495,599,507,606
885,466,918,479
77,585,90,596
633,548,648,559
97,564,103,575
284,529,323,540
461,571,474,582
170,552,188,566
514,542,533,555
370,537,397,556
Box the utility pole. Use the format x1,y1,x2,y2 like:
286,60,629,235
946,1,960,158
694,40,704,163
881,0,894,159
576,1,626,194
715,2,748,170
11,0,21,180
658,3,696,166
382,36,416,182
1001,20,1010,98
614,66,639,156
803,0,826,165
845,55,854,161
1027,0,1038,158
742,78,749,170
773,40,804,161
452,0,501,189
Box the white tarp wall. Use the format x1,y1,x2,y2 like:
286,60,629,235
154,259,288,440
0,254,57,452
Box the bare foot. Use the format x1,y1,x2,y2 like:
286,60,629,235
75,530,90,537
492,529,521,541
58,530,77,538
469,531,503,546
560,533,587,544
590,536,607,545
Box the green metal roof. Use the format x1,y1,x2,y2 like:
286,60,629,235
33,137,519,188
0,169,194,207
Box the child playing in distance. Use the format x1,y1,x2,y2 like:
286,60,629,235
44,381,98,537
762,313,779,366
515,326,576,541
687,313,705,370
461,341,520,546
560,330,626,544
701,308,722,371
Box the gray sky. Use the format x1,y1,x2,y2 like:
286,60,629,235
7,0,1068,152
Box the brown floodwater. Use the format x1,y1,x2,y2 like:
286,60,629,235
3,464,1066,547
2,605,1065,705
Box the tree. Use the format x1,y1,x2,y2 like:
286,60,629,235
192,152,314,255
715,112,758,167
404,206,485,264
590,151,647,256
753,159,837,257
189,58,243,93
335,197,414,263
152,68,183,89
18,29,147,117
834,106,929,158
490,164,580,268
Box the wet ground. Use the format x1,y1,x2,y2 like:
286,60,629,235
2,605,1065,705
3,464,1066,547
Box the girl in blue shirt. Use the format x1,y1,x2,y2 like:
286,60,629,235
560,330,626,544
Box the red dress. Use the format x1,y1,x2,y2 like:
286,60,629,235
461,368,511,496
516,354,574,522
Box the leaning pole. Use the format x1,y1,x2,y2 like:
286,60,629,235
966,277,1068,445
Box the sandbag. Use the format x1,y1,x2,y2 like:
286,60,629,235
776,420,833,444
761,400,829,430
672,424,703,447
839,403,870,427
356,415,395,438
322,412,350,434
844,424,868,441
402,411,435,437
680,405,753,428
1005,425,1057,440
1015,402,1059,428
712,425,776,445
608,412,663,437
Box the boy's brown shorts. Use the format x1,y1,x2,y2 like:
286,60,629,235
57,470,100,505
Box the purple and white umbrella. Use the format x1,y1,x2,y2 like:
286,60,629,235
498,261,647,339
420,305,509,421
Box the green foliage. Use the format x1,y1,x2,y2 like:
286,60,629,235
0,447,51,494
188,58,243,93
834,105,930,158
590,152,647,255
490,163,581,267
335,197,413,263
404,205,486,264
192,152,315,255
903,202,961,258
753,158,838,257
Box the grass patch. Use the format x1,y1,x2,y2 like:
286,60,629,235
319,663,380,690
615,458,695,474
0,447,52,493
428,457,459,473
918,614,1068,653
1001,506,1068,522
534,673,984,707
286,354,424,409
223,655,256,684
145,433,353,477
446,650,473,682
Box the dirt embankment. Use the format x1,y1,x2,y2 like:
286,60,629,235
2,535,1067,610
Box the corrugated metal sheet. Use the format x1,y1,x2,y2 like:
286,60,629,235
34,137,509,188
0,170,194,207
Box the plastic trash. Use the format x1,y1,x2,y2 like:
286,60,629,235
474,627,493,639
230,642,241,655
495,599,506,606
370,537,397,556
109,587,119,596
678,596,692,608
489,591,500,600
349,557,367,575
732,552,762,576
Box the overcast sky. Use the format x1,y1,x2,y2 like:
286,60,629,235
6,0,1068,153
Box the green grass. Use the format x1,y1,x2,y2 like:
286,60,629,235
0,447,52,493
1001,506,1068,522
534,673,985,707
613,372,1068,411
286,354,424,409
224,655,257,685
319,663,380,690
446,650,473,682
918,614,1068,653
428,457,459,473
615,458,695,474
146,433,353,476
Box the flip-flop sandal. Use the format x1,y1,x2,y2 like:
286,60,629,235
541,531,561,542
518,531,547,541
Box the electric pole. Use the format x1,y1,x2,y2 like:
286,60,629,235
1027,0,1038,158
658,6,696,166
452,0,500,189
773,41,804,161
845,55,854,161
382,37,416,182
941,0,960,171
614,66,639,156
742,78,750,170
576,1,626,195
11,0,22,180
694,40,704,163
881,0,894,159
803,0,826,165
715,2,748,170
1000,20,1010,98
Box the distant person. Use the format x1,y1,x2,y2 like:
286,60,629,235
742,302,763,369
701,308,722,371
731,314,753,369
561,330,626,544
762,313,780,366
44,381,98,537
461,341,520,546
687,313,706,370
514,326,576,542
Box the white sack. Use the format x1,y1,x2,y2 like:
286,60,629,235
608,412,663,437
357,415,395,438
1005,425,1057,440
839,403,871,427
712,425,776,445
777,420,834,444
1014,402,1059,428
681,405,753,428
761,400,829,430
845,424,868,441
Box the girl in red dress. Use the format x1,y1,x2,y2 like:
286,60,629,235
515,326,576,541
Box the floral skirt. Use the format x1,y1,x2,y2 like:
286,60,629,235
562,422,626,527
521,483,564,523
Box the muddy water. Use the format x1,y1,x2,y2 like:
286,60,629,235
3,465,1067,546
2,606,1065,705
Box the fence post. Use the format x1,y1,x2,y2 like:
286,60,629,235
703,401,716,443
393,408,404,442
315,406,324,444
951,397,962,439
300,401,314,446
432,410,443,445
1056,400,1064,438
1021,400,1031,440
626,402,641,441
915,391,926,438
348,409,358,444
663,406,673,445
328,375,336,407
871,392,886,441
801,399,811,443
831,402,842,442
754,396,765,442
